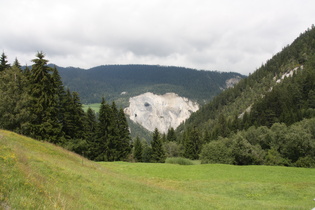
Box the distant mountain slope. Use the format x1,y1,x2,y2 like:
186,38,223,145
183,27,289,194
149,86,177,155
178,26,315,138
56,65,244,105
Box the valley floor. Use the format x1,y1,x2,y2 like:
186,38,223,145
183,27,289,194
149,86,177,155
1,130,315,209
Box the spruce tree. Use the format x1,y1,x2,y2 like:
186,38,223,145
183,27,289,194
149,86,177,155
0,65,30,133
0,52,10,72
27,52,62,143
94,98,112,161
184,127,202,160
116,108,132,160
151,128,165,163
133,137,143,162
84,107,97,159
166,127,177,142
12,58,21,69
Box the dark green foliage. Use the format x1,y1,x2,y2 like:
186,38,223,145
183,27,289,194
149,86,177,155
151,128,166,163
26,52,63,143
0,52,132,162
57,64,244,104
0,65,30,133
163,141,184,158
200,118,315,167
91,99,132,161
165,157,194,165
200,138,233,164
62,90,86,140
231,134,265,165
166,127,177,142
183,127,203,160
133,137,143,162
0,52,10,72
141,141,153,163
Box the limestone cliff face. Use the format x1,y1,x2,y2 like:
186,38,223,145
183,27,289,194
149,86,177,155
124,92,199,133
225,76,242,88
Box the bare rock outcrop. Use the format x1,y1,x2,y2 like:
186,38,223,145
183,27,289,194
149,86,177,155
124,92,199,133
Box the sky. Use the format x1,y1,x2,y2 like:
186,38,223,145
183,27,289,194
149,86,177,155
1,0,315,75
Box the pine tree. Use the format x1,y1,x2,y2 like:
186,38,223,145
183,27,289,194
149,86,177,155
12,58,21,69
151,128,165,163
116,108,132,160
0,65,30,133
166,127,177,142
84,107,97,159
134,137,143,162
184,127,202,160
26,52,62,143
0,52,10,72
94,98,112,161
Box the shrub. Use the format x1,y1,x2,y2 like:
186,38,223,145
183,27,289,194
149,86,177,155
295,156,315,168
165,157,194,165
200,138,234,164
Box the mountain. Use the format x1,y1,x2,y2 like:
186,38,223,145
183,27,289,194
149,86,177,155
56,64,244,105
179,26,315,134
178,26,315,166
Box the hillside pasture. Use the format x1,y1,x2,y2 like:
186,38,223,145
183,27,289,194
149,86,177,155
1,130,314,209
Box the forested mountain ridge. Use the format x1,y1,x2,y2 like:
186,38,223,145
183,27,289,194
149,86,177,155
179,26,315,134
56,64,244,105
177,26,315,167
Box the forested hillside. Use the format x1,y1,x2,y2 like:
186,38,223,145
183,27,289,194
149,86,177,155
175,26,315,167
57,65,244,105
0,52,132,161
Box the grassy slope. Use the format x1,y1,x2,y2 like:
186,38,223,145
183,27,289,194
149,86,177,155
1,130,315,209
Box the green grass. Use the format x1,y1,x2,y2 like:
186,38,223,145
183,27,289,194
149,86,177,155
82,103,101,112
1,130,315,209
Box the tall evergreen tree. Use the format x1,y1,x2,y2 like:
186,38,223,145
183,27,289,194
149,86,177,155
0,52,10,72
166,127,177,142
84,107,97,159
12,58,21,69
151,128,165,163
26,52,62,143
133,137,143,162
0,65,30,133
116,108,132,160
94,98,112,161
184,127,202,160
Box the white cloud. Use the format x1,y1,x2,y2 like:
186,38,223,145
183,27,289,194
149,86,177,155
1,0,315,74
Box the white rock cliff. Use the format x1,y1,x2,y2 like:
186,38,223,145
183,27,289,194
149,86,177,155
124,92,199,133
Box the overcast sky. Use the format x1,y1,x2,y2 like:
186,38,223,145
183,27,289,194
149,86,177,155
1,0,314,75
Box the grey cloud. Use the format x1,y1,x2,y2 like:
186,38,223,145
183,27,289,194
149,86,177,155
1,0,315,75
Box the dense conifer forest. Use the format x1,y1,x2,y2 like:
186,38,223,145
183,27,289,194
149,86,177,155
0,52,131,161
56,64,244,105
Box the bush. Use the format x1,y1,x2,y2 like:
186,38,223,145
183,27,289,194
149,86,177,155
200,138,234,164
295,156,315,168
165,157,194,165
163,141,184,158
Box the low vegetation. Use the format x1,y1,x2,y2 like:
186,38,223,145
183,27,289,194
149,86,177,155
165,157,195,165
1,130,315,209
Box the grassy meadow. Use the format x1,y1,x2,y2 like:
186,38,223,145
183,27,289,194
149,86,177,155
82,103,101,112
1,130,315,209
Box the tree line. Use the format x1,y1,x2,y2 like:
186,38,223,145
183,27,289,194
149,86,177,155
171,26,315,167
0,52,131,161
